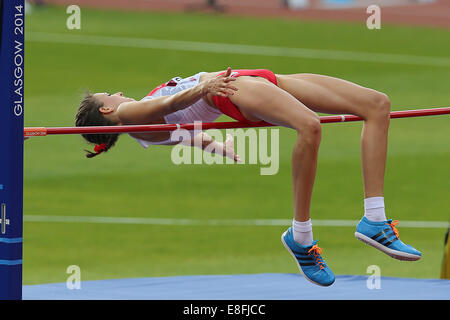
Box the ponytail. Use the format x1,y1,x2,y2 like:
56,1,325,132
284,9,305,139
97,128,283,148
84,143,108,158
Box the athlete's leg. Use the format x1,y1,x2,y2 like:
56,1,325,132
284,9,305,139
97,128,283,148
276,73,390,198
276,74,421,261
228,76,335,285
229,77,321,223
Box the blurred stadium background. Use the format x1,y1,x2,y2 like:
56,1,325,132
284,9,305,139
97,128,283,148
22,0,449,287
29,0,450,27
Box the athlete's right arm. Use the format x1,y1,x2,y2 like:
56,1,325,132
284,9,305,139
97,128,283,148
117,67,238,125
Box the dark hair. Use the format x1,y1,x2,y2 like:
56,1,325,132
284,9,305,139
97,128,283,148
75,92,120,158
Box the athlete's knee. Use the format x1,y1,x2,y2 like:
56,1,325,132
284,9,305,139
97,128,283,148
295,115,322,145
376,92,391,117
364,91,391,122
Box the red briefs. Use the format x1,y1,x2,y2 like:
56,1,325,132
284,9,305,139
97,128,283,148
212,69,278,122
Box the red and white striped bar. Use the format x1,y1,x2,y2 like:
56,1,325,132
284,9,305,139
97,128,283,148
24,107,450,137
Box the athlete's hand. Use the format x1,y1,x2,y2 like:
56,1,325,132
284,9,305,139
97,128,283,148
223,133,242,163
202,67,238,98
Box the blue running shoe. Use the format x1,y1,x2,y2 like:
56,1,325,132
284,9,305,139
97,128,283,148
281,227,335,286
355,217,421,261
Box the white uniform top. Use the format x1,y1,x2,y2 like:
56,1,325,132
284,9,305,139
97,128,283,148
129,72,222,148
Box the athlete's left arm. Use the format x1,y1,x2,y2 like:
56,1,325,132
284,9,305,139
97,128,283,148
161,132,241,163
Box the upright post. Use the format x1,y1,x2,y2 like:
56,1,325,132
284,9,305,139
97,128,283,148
0,0,25,300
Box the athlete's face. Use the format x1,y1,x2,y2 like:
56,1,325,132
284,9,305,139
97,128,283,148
94,92,135,112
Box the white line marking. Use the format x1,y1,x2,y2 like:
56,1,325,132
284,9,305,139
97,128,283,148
23,215,449,229
26,32,450,68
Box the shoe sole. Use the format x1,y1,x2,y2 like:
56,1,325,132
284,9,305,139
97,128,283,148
281,231,334,287
354,232,421,261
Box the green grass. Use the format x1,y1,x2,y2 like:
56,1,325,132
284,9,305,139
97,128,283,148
23,5,450,284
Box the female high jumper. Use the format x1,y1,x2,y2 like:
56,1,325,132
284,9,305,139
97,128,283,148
75,67,421,286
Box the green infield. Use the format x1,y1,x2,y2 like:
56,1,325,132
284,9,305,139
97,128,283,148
23,6,449,284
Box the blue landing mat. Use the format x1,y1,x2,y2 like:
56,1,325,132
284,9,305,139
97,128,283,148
23,273,450,300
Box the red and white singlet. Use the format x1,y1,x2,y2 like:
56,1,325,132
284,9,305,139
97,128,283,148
130,72,222,147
